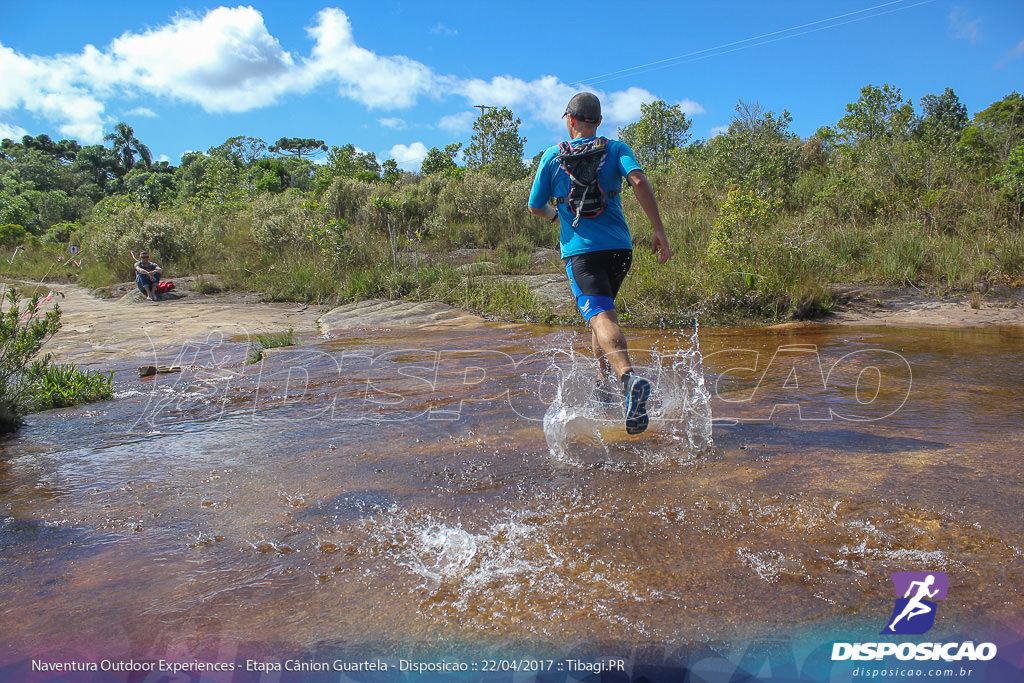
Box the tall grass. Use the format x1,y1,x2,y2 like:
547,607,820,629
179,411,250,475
246,327,295,364
3,146,1021,327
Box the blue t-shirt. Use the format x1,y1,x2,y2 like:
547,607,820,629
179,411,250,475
528,137,642,258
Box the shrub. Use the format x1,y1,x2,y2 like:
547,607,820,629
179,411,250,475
42,221,81,244
251,190,325,253
134,212,199,266
0,223,28,247
434,171,527,247
0,288,62,433
83,197,147,264
706,189,781,267
323,177,375,225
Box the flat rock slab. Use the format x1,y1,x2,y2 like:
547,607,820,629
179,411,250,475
511,274,573,313
318,299,484,335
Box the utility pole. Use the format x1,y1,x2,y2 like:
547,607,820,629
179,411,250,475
474,104,493,118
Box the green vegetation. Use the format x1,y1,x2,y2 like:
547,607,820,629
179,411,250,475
0,287,112,433
1,86,1022,328
25,359,114,412
0,289,62,431
618,99,693,170
247,327,296,364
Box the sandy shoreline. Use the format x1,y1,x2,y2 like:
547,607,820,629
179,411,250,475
14,279,1024,366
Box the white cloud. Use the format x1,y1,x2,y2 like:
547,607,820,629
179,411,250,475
949,8,981,43
306,8,435,109
437,111,475,134
126,107,158,118
0,6,696,147
388,141,428,171
0,120,30,141
447,80,703,134
429,24,458,37
599,88,705,129
601,87,658,128
709,125,729,138
0,43,108,141
0,7,298,141
453,74,577,125
677,98,706,116
106,6,299,112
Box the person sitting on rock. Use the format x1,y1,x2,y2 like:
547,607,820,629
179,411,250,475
134,251,163,301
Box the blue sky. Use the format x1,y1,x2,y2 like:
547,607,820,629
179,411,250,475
1,0,1021,171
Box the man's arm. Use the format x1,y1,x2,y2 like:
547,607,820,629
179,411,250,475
527,152,558,223
528,204,558,222
627,170,672,264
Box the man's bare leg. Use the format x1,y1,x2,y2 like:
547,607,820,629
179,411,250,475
589,309,650,434
589,310,632,380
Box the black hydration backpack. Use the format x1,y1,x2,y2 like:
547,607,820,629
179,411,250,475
556,136,619,227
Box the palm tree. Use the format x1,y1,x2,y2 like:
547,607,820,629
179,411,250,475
103,122,152,176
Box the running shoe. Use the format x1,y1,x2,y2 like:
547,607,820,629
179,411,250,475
623,373,651,435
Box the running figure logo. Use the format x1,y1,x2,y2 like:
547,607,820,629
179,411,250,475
881,571,949,635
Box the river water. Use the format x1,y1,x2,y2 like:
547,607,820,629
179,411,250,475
0,323,1022,681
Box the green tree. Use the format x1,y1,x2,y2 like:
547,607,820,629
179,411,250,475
21,188,91,232
706,188,781,270
104,122,152,176
120,162,177,208
837,84,915,144
381,159,401,185
278,157,318,192
2,135,81,163
961,92,1024,163
916,88,969,142
0,148,73,193
248,158,292,194
994,141,1024,218
270,137,328,160
208,135,268,167
72,145,120,196
322,143,380,181
421,142,463,177
174,152,242,206
617,99,692,170
0,178,32,226
705,100,800,200
464,107,527,180
0,223,28,247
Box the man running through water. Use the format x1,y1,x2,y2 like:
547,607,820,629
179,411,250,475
528,92,672,434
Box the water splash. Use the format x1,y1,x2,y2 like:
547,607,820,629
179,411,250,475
541,340,611,463
366,506,552,596
541,326,713,463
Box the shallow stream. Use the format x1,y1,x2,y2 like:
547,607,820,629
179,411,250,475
1,323,1021,677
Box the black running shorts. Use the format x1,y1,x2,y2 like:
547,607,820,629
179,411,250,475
563,249,633,321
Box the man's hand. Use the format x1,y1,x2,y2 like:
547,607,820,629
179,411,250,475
628,170,672,265
652,230,672,264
